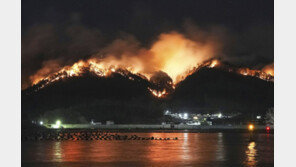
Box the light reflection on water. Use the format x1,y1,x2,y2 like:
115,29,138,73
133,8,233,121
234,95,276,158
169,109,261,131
245,141,257,166
182,133,190,160
52,142,62,162
22,133,273,167
215,132,225,161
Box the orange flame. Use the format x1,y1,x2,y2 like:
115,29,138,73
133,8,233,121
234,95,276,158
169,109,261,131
27,32,274,97
29,32,217,88
209,59,219,68
261,63,274,76
237,66,273,81
30,58,145,87
148,88,167,98
29,59,274,97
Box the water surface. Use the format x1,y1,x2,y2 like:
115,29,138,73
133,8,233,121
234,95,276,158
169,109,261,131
22,133,273,167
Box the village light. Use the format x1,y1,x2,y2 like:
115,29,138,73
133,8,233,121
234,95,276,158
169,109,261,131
165,110,170,115
218,113,222,118
53,120,62,129
193,116,198,120
184,113,188,119
56,120,61,126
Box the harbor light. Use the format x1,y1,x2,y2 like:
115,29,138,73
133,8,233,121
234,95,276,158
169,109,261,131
248,124,254,131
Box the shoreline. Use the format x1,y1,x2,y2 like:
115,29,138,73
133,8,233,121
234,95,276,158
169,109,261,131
23,124,274,134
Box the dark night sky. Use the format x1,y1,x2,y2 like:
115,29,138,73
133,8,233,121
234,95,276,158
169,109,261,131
22,0,274,87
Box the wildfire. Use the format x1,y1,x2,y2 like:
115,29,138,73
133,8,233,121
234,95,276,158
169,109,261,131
209,59,219,68
148,88,167,98
29,32,217,89
150,32,215,83
26,32,274,98
31,58,142,87
262,63,274,76
237,67,274,81
29,58,274,97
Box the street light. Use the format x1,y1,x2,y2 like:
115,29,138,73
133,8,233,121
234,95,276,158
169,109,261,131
248,124,254,131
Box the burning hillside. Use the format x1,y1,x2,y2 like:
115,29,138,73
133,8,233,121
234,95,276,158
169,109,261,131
22,59,274,124
25,32,218,89
24,32,273,98
27,57,273,98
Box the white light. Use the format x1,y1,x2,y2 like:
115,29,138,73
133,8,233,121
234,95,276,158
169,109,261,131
39,121,43,125
184,113,188,119
256,116,261,119
56,120,61,126
52,124,60,129
218,113,222,118
53,120,62,128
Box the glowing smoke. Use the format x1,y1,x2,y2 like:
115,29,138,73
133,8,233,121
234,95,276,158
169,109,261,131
28,31,217,88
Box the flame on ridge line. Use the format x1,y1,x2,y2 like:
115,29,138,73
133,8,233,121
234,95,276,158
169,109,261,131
29,59,274,98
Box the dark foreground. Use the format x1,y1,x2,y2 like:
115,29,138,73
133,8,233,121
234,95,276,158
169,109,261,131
22,132,273,167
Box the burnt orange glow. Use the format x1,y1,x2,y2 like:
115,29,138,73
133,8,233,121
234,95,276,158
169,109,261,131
262,63,274,76
29,32,217,88
27,32,274,97
148,88,167,98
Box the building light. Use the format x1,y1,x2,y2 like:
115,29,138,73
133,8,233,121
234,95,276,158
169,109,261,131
256,116,261,119
39,121,43,125
193,116,198,120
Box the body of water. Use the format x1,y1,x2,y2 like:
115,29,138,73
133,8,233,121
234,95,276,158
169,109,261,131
22,132,273,167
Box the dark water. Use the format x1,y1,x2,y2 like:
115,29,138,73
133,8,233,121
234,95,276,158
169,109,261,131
22,133,273,167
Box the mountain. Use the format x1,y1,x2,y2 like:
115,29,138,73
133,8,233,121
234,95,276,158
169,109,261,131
169,67,274,115
22,64,274,124
22,71,164,124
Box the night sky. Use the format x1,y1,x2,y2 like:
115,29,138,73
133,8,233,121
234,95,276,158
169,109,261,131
22,0,274,87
